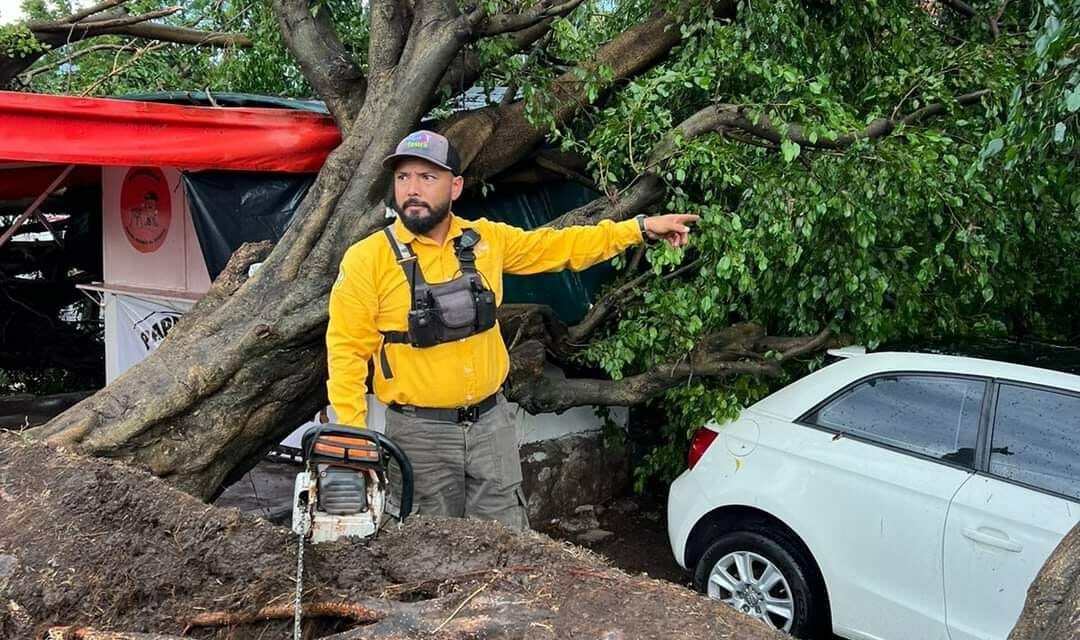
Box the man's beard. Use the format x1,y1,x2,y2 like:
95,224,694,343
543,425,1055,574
394,197,451,236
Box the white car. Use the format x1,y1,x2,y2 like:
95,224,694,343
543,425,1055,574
667,350,1080,640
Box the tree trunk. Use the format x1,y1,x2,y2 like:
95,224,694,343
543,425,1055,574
1008,522,1080,640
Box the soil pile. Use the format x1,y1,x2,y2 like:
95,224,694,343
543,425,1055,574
0,432,782,639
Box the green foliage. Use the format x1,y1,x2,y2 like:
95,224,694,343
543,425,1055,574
15,0,337,97
980,0,1078,211
544,0,1079,485
632,375,771,492
0,24,48,59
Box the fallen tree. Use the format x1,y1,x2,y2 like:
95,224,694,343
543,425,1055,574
30,0,777,500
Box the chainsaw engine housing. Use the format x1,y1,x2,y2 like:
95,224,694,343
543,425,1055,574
291,427,413,544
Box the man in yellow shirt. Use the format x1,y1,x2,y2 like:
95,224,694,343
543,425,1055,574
327,130,698,529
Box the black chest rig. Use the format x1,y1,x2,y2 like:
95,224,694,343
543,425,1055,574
381,226,497,349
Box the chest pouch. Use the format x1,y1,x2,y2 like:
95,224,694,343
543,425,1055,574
382,227,497,348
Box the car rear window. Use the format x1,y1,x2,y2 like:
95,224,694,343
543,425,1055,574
805,375,985,466
990,384,1080,500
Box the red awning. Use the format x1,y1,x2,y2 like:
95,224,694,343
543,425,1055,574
0,91,341,173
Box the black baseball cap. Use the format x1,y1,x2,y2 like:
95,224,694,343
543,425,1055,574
382,130,462,175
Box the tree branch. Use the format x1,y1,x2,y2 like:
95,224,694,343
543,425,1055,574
940,0,976,19
67,0,131,23
713,89,990,150
270,0,366,131
542,88,990,229
18,43,131,82
447,3,718,182
506,323,833,414
468,0,585,38
988,1,1008,40
71,23,251,47
567,259,700,344
2,1,252,88
544,95,733,228
368,0,411,77
28,7,181,33
436,19,554,106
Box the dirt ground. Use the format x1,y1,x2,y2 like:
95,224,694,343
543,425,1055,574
214,457,691,588
1,432,782,640
536,495,691,587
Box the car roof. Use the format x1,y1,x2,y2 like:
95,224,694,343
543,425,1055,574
836,352,1080,390
747,351,1080,423
877,337,1080,376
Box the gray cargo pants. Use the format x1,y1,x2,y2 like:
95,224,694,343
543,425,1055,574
385,394,529,530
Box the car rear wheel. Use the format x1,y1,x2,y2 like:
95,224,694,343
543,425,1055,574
693,529,828,638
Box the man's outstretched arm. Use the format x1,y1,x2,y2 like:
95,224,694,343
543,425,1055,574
496,214,699,275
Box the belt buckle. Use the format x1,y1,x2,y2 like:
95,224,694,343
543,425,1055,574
457,405,480,424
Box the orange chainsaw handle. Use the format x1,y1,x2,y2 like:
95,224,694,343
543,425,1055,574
300,425,414,522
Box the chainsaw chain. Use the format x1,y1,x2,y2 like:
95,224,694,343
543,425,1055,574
294,467,312,640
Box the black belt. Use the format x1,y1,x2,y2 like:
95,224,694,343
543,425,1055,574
389,393,499,424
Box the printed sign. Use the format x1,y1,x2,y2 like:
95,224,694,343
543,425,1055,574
120,167,172,253
114,293,190,378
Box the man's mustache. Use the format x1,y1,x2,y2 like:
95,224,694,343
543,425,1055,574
402,198,431,211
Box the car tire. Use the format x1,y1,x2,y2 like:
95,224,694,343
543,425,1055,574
693,528,828,639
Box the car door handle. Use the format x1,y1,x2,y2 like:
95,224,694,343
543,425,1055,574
962,526,1023,552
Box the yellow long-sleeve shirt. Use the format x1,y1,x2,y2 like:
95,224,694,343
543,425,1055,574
326,213,644,427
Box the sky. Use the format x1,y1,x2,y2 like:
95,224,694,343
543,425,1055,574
0,0,24,24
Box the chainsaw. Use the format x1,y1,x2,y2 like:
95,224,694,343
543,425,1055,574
289,426,413,639
291,425,414,542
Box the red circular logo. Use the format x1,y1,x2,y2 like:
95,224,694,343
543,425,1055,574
120,167,172,253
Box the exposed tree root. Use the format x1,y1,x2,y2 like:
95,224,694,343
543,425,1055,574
46,628,188,640
182,601,381,633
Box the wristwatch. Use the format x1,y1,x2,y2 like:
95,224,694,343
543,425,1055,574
635,214,656,244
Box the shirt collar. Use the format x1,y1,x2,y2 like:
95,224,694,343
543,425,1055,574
392,212,466,247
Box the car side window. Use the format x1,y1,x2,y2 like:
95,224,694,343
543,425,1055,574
805,375,984,466
990,384,1080,500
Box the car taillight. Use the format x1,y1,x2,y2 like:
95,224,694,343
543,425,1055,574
687,428,718,470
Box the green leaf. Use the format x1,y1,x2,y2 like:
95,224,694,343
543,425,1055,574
980,138,1004,161
1053,122,1066,143
781,139,801,163
1067,90,1080,113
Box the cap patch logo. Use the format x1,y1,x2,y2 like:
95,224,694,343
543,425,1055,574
406,132,431,149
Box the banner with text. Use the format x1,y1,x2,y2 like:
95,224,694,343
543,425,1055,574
114,293,192,377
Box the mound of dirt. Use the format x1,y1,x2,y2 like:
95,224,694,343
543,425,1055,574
0,432,782,639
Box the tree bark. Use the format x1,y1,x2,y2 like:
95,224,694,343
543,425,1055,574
1009,523,1080,640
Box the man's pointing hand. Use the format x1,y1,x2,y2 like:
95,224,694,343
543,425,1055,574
643,213,700,248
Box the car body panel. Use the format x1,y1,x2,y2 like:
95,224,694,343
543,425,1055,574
668,351,1080,640
944,475,1078,640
